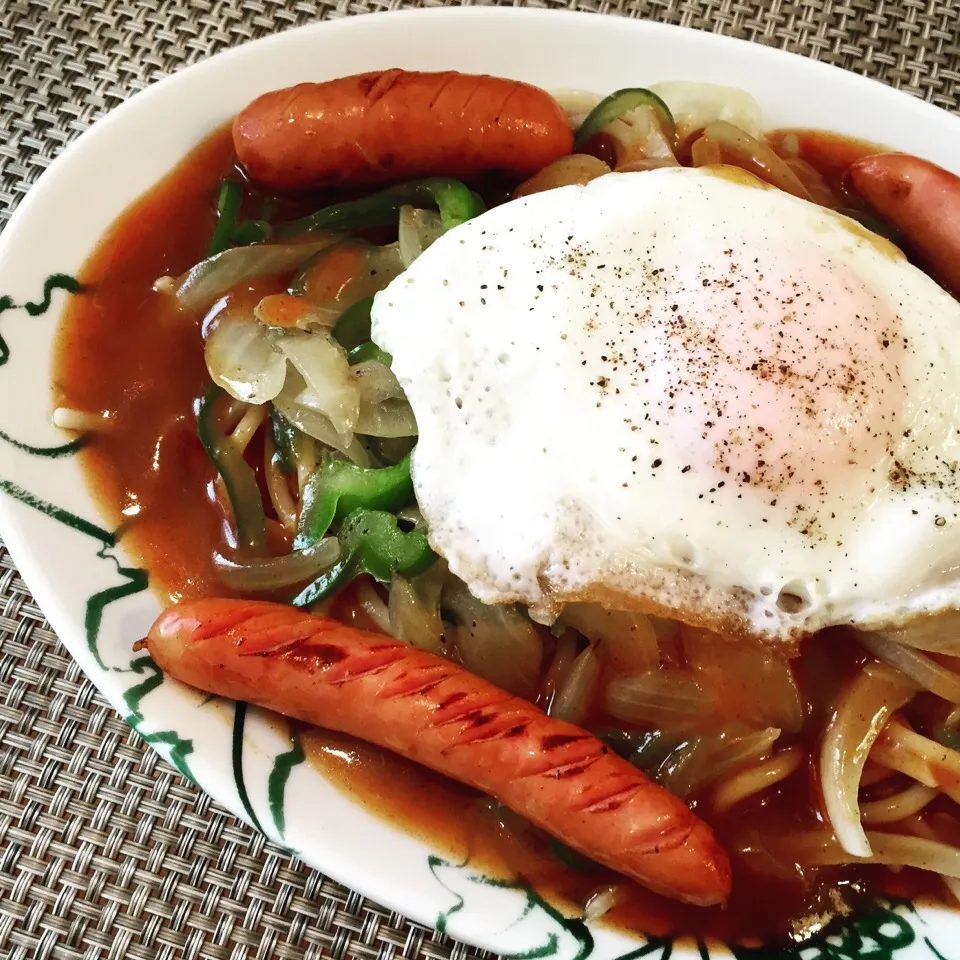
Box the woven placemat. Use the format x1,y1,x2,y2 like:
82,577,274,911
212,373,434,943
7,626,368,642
0,1,958,958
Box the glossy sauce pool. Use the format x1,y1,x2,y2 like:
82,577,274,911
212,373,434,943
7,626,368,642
53,124,942,949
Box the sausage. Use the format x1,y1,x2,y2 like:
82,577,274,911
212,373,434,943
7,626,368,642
846,153,960,300
146,598,731,906
233,70,574,191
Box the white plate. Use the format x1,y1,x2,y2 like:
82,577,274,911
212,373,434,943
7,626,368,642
0,8,956,959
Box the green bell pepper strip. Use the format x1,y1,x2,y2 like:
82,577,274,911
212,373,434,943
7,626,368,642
231,218,272,246
275,177,485,239
207,181,243,257
348,342,392,366
591,726,679,775
294,453,414,551
627,730,681,776
269,407,299,475
207,180,273,255
197,386,267,552
574,88,675,151
292,508,435,607
330,297,373,352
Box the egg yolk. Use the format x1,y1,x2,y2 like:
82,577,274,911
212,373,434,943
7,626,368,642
634,238,905,503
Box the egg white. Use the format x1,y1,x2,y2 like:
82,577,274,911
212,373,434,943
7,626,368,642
372,167,960,641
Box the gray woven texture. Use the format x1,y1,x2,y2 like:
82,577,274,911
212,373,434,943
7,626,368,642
0,1,958,957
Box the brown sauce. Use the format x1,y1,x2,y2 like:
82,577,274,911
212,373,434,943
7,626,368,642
301,634,940,947
54,123,944,950
768,129,888,198
54,126,235,603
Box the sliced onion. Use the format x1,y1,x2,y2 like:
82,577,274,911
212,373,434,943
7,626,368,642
388,564,447,656
398,206,444,268
204,309,287,404
444,581,545,701
603,111,677,170
254,293,341,331
355,398,418,438
551,644,600,724
682,626,804,733
550,89,601,125
277,333,360,440
873,615,960,656
356,241,406,300
542,630,579,710
858,630,960,704
820,662,918,858
561,602,659,676
295,432,317,497
213,537,339,591
604,669,713,730
649,617,683,667
691,136,723,166
583,885,625,922
272,372,371,466
648,81,763,142
355,578,392,634
660,726,782,798
783,156,839,208
777,132,800,157
157,238,337,313
292,238,404,311
652,736,707,794
730,826,805,881
352,360,405,405
694,121,813,200
513,155,612,199
786,829,960,879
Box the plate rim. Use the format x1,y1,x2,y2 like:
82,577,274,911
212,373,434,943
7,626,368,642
0,8,958,958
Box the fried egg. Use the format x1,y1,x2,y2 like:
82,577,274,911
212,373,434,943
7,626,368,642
372,166,960,641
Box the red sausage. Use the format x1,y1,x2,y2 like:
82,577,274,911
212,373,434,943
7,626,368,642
846,153,960,300
233,70,574,191
146,598,731,906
